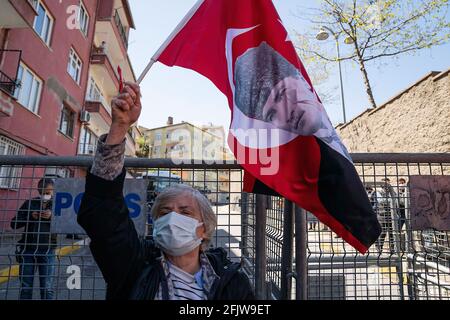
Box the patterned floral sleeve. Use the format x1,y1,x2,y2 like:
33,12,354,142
90,134,126,181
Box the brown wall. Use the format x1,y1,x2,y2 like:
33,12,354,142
337,71,450,153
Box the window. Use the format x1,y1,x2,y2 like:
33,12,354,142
32,0,53,45
78,126,98,155
114,9,128,48
44,167,72,178
0,136,25,189
155,132,162,141
14,63,42,114
67,48,82,84
87,77,103,101
59,106,76,138
78,1,89,36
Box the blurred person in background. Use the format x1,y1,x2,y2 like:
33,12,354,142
11,177,57,300
375,179,395,253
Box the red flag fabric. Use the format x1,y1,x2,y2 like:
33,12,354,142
156,0,381,253
117,66,124,92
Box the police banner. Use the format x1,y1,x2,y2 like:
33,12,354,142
51,178,149,235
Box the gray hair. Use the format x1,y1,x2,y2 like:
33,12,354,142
234,41,299,120
150,184,217,251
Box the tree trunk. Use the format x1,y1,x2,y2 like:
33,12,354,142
357,58,377,109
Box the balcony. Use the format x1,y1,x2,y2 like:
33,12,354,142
94,0,135,83
85,90,111,114
90,45,120,96
84,93,113,140
0,0,37,28
0,49,21,117
85,99,110,114
0,70,17,97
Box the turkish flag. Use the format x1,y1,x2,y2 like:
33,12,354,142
156,0,381,253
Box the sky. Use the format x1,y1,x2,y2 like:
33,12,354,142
127,0,450,132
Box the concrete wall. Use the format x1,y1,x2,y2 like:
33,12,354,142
336,70,450,153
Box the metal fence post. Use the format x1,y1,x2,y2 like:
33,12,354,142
388,185,406,300
240,192,249,257
404,190,417,300
280,199,294,300
255,194,267,300
295,206,308,300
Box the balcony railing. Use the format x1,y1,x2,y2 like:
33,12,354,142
0,70,17,97
86,94,111,115
114,9,128,49
0,50,22,97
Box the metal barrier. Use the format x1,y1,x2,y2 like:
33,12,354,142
0,154,449,300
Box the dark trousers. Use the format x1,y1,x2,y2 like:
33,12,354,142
18,248,56,300
376,207,395,253
376,205,407,253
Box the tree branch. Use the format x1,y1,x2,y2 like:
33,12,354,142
302,49,356,62
363,43,433,62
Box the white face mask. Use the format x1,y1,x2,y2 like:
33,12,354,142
42,194,52,201
152,211,203,256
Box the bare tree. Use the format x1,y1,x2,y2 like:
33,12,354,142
295,0,450,109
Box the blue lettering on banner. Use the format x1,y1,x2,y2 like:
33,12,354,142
125,193,141,218
54,192,142,219
74,193,84,214
54,193,73,216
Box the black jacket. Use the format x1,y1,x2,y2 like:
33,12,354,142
11,197,57,250
78,169,255,300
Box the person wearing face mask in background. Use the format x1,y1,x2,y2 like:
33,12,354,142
11,177,57,300
77,82,254,300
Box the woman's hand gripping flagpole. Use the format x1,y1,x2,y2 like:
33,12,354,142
106,72,142,145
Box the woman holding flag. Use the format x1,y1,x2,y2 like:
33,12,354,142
79,0,381,299
78,82,254,300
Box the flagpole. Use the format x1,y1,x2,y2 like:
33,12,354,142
137,0,206,84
